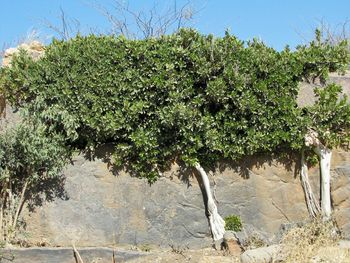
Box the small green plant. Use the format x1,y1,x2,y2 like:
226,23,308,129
224,215,242,232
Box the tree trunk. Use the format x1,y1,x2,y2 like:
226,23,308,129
300,150,321,218
12,180,28,231
314,147,332,219
304,129,333,220
194,163,225,241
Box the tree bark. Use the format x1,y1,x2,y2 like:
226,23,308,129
305,129,332,219
12,180,28,231
194,163,225,241
314,146,332,219
300,150,321,218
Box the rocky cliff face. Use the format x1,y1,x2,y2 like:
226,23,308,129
21,147,350,248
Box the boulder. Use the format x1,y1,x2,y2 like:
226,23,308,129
240,245,283,263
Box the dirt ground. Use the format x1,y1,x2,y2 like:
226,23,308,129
127,247,240,263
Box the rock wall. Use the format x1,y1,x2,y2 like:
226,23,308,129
1,43,350,248
21,147,350,248
297,71,350,107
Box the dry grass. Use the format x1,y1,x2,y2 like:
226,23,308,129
281,217,350,263
241,233,267,251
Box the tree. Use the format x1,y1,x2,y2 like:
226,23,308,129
295,30,350,219
301,84,350,219
0,121,70,243
1,29,349,241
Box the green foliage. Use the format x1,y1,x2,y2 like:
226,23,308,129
295,28,350,84
0,29,349,182
303,83,350,149
0,121,71,241
224,214,242,231
0,122,70,187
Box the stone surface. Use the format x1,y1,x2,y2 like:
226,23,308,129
240,245,282,263
22,155,214,248
332,165,350,239
19,147,350,248
223,231,241,254
298,71,350,107
1,41,44,67
338,240,350,249
0,247,148,263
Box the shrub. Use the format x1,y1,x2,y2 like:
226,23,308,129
280,218,345,263
1,28,349,242
0,121,70,243
224,215,242,232
1,29,348,183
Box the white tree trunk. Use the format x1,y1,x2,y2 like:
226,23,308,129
314,147,332,219
300,150,321,218
194,163,225,241
305,130,333,220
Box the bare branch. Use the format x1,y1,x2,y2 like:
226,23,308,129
89,0,201,39
40,7,81,41
295,18,350,48
316,18,350,45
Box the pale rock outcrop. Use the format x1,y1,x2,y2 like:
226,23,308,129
240,245,283,263
2,41,44,67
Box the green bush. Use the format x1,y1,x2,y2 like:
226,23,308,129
0,29,349,183
224,215,242,232
0,122,70,242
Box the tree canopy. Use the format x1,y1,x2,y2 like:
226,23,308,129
0,29,349,183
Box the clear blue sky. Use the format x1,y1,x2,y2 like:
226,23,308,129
1,0,350,51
